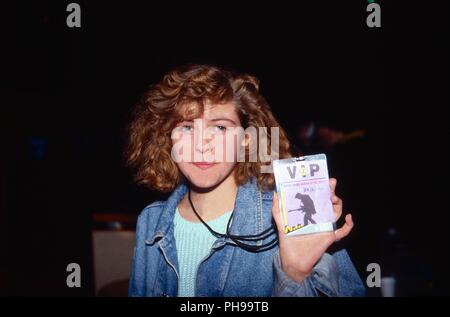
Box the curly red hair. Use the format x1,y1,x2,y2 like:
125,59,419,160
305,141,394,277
125,64,292,192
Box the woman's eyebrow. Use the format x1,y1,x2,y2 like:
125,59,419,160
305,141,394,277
209,118,238,125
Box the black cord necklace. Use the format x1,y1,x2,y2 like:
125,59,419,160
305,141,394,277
187,188,278,252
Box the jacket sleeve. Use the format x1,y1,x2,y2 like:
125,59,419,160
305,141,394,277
272,249,366,297
128,211,148,297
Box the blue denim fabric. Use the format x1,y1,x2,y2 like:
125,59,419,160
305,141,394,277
128,177,366,297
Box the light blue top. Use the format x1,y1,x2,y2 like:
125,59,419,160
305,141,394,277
173,207,233,297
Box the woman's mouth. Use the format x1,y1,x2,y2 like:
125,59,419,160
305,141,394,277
192,162,217,170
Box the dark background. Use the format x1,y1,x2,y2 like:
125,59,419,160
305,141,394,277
0,0,448,296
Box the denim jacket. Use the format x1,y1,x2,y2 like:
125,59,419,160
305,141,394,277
128,177,366,297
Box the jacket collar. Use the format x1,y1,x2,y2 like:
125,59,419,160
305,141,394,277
148,177,272,247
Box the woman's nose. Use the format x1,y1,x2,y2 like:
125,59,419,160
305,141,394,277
194,124,213,154
194,138,212,153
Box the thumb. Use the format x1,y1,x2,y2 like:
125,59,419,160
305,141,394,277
271,192,284,232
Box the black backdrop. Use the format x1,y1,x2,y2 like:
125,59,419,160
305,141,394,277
1,0,448,296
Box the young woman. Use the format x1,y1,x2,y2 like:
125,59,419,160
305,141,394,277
126,64,365,297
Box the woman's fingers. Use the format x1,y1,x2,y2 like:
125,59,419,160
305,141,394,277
330,178,343,221
271,192,283,231
331,194,341,204
334,214,354,241
329,178,337,195
332,194,343,221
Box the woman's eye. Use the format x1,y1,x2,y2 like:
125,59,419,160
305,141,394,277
214,125,227,132
179,125,193,132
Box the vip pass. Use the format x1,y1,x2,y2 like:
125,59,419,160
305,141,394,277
273,154,335,236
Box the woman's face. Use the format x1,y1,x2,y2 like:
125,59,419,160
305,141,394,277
171,102,247,189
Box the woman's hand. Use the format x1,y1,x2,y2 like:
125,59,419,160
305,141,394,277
272,178,354,283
